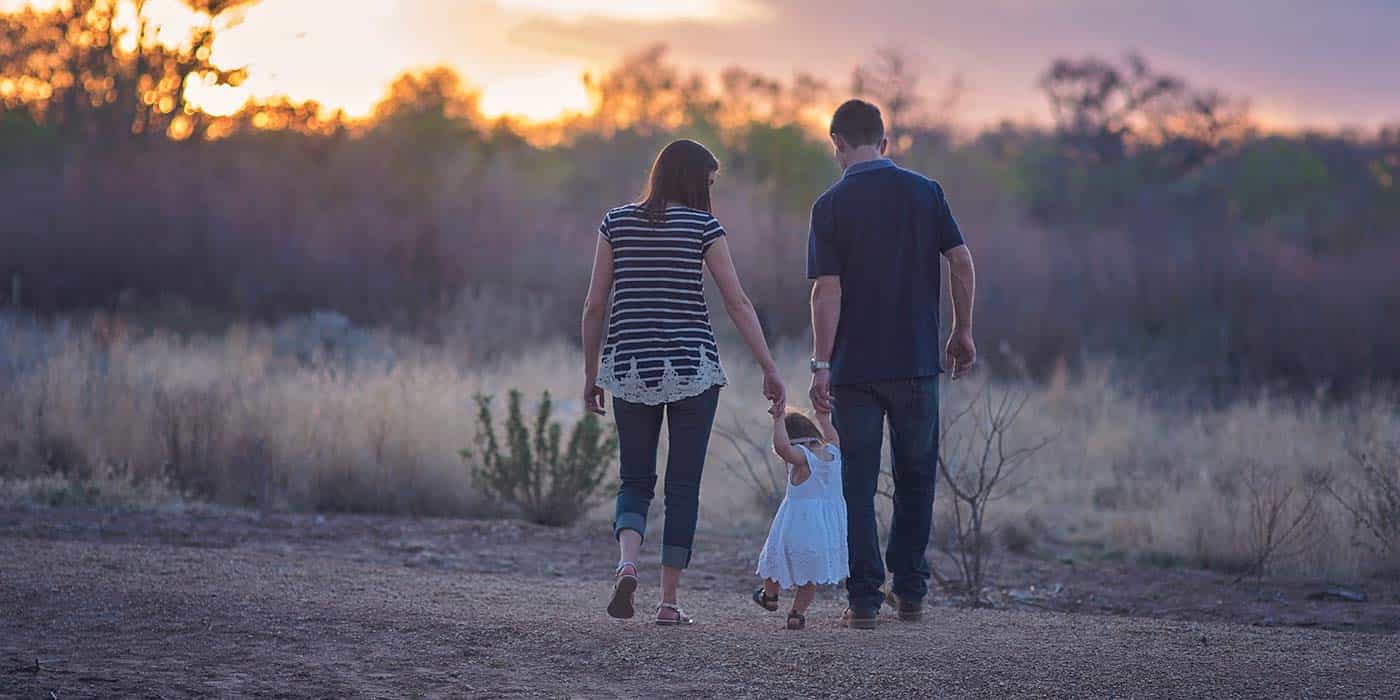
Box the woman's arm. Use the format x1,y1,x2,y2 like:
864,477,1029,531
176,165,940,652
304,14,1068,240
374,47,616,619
704,237,785,411
581,235,613,414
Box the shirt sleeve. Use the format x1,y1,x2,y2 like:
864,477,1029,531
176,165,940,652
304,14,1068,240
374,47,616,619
932,182,965,253
598,210,612,242
806,194,841,279
701,215,726,251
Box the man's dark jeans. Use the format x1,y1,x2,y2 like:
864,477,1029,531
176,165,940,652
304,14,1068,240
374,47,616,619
611,386,720,570
834,377,939,613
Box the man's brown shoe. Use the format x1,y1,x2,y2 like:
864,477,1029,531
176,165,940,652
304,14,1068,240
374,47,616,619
840,608,878,630
885,590,924,622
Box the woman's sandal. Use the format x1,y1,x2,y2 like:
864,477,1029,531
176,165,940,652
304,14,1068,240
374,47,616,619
655,602,695,626
607,561,638,619
752,587,780,612
786,610,806,630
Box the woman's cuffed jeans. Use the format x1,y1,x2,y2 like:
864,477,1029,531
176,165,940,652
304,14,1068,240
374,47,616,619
611,385,720,569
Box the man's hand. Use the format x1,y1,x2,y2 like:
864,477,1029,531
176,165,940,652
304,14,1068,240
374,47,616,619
809,369,834,412
945,328,976,379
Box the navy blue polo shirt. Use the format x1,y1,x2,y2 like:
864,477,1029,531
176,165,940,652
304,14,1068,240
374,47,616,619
807,158,966,386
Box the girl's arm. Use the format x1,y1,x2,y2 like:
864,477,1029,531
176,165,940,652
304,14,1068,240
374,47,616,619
771,404,810,484
581,235,613,414
704,237,785,412
813,409,840,448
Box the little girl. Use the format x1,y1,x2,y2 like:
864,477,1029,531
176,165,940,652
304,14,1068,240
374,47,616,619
752,405,848,629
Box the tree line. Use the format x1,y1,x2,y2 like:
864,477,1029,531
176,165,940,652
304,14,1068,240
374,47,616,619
2,1,1398,394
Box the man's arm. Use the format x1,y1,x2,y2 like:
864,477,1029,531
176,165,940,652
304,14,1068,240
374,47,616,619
943,244,976,378
806,192,842,412
809,275,841,411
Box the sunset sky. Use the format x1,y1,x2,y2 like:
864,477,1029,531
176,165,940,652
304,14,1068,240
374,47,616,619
5,0,1399,128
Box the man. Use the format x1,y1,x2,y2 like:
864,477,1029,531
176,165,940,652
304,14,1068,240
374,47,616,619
807,99,976,629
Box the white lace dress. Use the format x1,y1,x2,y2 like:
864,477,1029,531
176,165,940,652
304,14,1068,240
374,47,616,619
756,444,849,589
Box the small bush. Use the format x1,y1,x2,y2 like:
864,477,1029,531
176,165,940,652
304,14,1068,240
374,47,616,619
463,390,618,527
1325,446,1400,573
999,518,1036,555
1240,463,1325,578
713,415,786,517
937,387,1051,605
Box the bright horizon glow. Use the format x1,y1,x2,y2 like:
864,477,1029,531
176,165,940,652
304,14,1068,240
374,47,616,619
477,64,592,121
495,0,770,23
2,0,1396,130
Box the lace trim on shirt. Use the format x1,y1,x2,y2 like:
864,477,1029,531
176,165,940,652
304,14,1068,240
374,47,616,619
596,354,727,406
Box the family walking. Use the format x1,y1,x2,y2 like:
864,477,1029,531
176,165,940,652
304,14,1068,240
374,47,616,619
580,98,977,629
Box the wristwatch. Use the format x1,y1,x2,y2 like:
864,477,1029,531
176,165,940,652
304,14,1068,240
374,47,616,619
810,358,831,372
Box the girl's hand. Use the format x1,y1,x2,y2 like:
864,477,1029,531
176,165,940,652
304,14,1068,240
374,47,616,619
584,379,607,415
768,401,784,419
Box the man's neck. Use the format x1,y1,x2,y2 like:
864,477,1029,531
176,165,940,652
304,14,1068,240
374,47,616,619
844,147,886,170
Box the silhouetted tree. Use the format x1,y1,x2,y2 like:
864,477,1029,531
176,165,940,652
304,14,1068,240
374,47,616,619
582,44,714,135
0,0,250,144
851,48,964,157
1040,53,1181,149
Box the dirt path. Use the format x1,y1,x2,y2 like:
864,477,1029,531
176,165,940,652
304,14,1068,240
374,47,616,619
2,507,1397,698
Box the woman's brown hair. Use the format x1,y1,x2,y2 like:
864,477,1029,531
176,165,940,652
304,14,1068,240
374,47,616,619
638,139,719,221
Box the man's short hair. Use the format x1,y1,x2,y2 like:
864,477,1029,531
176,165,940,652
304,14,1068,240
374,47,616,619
830,99,884,148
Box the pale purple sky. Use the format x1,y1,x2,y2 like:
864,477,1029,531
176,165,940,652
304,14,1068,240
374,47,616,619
9,0,1395,127
489,0,1400,128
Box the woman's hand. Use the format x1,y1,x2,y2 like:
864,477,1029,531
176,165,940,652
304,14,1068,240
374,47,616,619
762,367,786,414
584,378,607,415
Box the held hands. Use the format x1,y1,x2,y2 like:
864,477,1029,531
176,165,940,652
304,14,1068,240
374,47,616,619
946,327,977,380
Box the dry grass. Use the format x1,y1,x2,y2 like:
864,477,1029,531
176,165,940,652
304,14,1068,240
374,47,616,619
1,311,1396,578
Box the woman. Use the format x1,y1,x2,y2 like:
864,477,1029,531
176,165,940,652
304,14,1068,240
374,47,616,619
581,139,785,625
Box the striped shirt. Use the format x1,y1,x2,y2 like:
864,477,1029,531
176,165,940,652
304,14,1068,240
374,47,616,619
595,203,728,405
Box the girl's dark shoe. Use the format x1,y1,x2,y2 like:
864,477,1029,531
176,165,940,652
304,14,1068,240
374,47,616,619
752,587,779,612
785,610,806,630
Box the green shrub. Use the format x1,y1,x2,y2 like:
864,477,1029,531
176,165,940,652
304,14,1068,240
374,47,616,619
462,390,618,526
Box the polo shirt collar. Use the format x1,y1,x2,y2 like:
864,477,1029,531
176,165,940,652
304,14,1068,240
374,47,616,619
843,158,895,178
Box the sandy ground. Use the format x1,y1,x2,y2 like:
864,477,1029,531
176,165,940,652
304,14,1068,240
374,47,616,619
2,507,1398,699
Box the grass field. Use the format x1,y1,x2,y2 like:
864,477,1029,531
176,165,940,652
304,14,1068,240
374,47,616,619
2,311,1396,579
